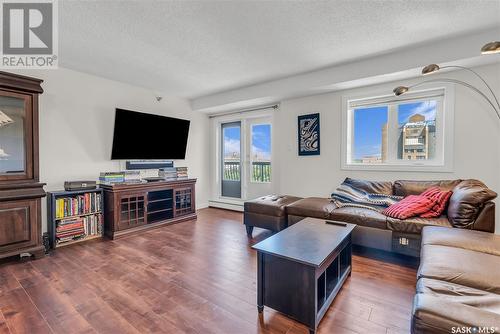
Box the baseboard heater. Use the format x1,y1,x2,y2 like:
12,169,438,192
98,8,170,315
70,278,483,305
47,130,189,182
208,200,244,212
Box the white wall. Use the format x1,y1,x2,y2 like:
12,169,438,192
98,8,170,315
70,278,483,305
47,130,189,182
273,63,500,233
13,68,210,232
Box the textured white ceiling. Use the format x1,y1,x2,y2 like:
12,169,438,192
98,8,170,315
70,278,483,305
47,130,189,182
59,0,500,98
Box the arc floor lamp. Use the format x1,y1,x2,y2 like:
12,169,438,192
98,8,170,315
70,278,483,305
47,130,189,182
393,41,500,120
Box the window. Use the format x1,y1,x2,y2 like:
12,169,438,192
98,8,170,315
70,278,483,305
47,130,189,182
342,86,454,171
250,124,271,183
222,123,241,182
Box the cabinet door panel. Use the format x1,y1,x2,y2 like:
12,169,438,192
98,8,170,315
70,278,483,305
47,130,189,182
0,91,33,182
0,200,37,250
117,192,146,230
174,186,194,216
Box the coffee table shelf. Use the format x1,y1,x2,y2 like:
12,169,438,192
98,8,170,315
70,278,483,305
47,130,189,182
252,218,355,334
317,245,351,321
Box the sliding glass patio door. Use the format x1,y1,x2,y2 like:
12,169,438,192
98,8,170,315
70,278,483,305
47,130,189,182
245,117,272,200
221,121,242,198
220,117,272,200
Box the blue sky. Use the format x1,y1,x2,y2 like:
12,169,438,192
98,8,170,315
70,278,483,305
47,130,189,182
223,126,241,157
353,106,387,159
251,124,271,159
353,101,436,159
223,124,271,160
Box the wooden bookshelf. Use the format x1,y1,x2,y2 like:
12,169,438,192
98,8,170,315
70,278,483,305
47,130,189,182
47,188,104,249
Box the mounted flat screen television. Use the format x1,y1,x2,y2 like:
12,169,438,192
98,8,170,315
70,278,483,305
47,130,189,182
111,108,190,160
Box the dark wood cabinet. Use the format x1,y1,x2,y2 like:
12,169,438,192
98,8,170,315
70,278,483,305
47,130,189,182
0,200,38,251
0,72,45,259
102,179,196,239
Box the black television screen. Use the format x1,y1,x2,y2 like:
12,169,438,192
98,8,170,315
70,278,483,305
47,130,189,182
111,108,190,160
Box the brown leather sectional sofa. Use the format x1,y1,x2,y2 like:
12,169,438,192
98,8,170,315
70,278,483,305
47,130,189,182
245,179,498,332
412,226,500,333
244,178,496,256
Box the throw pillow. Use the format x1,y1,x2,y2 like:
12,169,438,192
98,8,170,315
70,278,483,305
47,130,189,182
419,187,453,218
383,195,436,220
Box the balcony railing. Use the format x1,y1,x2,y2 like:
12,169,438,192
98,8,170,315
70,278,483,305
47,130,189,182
251,161,271,182
223,161,241,181
223,161,271,183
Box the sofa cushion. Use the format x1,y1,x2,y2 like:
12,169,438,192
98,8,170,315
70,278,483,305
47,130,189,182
412,293,500,334
329,207,387,229
422,226,500,257
412,227,500,334
393,180,462,197
447,179,497,228
471,201,496,233
383,195,436,219
418,244,500,294
419,187,453,218
387,216,451,234
244,195,302,217
416,278,500,314
285,197,337,219
342,177,393,195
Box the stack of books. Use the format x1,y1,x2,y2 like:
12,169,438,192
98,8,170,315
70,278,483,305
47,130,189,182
176,167,188,179
159,167,177,180
123,170,141,183
55,218,85,243
55,215,102,245
99,172,125,184
55,192,102,218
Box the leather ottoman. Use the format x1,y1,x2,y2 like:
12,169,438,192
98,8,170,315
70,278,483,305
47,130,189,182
244,195,302,237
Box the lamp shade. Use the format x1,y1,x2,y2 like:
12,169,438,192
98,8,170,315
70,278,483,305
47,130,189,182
481,41,500,54
393,86,409,96
0,110,14,127
422,64,440,75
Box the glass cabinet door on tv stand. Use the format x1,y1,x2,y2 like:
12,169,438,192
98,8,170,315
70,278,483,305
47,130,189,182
175,187,194,216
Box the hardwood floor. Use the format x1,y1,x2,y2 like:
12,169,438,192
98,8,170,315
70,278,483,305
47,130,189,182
0,208,417,334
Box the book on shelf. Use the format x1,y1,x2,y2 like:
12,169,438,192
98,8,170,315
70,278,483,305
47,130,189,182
158,167,189,180
55,192,102,218
123,170,142,183
99,172,125,184
99,171,145,184
159,167,177,180
176,167,188,179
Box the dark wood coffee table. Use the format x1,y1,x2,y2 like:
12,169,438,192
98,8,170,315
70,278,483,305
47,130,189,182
252,217,356,334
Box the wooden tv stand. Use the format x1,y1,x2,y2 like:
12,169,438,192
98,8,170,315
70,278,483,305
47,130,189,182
101,178,196,239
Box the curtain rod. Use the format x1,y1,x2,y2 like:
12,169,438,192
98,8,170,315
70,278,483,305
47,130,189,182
208,104,279,118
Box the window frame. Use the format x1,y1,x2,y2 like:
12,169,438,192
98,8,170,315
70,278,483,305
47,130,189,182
341,84,454,172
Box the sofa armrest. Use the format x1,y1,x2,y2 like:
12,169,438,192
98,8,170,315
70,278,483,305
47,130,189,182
412,294,500,334
468,201,495,233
